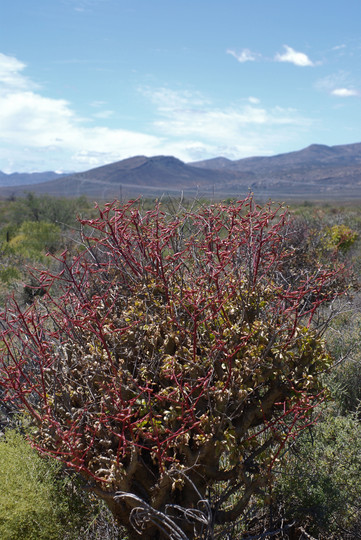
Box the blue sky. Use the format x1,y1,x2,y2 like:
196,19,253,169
1,0,361,172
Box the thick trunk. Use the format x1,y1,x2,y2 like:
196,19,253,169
92,483,197,540
87,438,259,538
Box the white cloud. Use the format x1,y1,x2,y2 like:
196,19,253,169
140,87,211,111
0,53,162,171
90,100,107,107
331,88,359,97
0,52,315,172
0,53,36,89
227,48,259,63
93,110,115,119
316,72,358,97
63,0,110,12
275,45,315,67
139,87,312,161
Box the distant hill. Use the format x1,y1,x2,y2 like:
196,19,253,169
0,155,244,199
190,142,361,198
62,155,239,187
2,142,361,200
192,143,361,171
0,171,66,187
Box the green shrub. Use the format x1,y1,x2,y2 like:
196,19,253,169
7,193,91,227
0,430,86,539
275,412,361,537
323,224,358,253
0,267,21,284
6,221,61,260
325,312,361,415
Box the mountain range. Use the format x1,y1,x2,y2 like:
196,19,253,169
0,171,66,187
2,142,361,200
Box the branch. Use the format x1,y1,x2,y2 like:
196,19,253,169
115,492,189,540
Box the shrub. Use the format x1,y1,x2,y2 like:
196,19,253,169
6,220,61,260
0,430,86,539
324,311,361,415
274,412,361,538
323,224,358,253
0,197,346,539
0,266,21,284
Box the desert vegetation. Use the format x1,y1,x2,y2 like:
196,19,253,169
0,194,361,539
